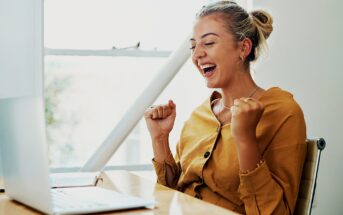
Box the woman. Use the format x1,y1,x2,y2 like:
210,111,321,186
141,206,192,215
144,1,306,214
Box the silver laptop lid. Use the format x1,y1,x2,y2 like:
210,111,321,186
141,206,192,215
0,96,53,214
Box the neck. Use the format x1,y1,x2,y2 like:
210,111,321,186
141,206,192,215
221,71,258,107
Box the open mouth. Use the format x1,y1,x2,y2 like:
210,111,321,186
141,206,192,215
201,64,217,76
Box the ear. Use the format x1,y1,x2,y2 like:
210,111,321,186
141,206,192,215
240,38,253,60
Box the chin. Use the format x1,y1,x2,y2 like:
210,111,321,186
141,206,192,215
205,81,218,89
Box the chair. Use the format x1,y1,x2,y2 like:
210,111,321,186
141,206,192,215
294,138,326,215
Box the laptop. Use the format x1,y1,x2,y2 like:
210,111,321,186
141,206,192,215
0,96,155,214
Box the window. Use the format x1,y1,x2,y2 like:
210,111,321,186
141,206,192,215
44,0,209,168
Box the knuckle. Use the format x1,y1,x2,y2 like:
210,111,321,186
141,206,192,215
144,111,151,118
259,102,265,109
251,103,259,109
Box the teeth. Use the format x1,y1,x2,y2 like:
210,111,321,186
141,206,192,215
200,64,216,69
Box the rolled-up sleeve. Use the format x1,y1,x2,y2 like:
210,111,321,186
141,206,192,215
152,158,181,188
152,140,182,189
239,161,287,214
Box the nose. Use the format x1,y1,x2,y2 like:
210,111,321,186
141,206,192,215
192,45,206,61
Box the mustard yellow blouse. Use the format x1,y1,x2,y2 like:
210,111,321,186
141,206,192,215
152,87,307,214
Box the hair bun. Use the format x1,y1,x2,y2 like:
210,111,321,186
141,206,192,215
251,10,273,40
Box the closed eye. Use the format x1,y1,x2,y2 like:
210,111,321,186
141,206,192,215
189,41,215,50
205,42,215,46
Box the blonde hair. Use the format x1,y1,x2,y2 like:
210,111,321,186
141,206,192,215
196,1,273,62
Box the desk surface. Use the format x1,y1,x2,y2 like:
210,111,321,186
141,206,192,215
0,171,238,214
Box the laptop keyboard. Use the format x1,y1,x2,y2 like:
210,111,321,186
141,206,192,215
51,186,152,213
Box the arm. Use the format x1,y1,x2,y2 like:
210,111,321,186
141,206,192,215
239,115,306,214
151,135,181,188
232,98,306,214
144,100,181,188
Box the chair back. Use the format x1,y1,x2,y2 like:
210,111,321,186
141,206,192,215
294,138,326,215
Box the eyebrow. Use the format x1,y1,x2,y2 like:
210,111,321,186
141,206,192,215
190,32,219,41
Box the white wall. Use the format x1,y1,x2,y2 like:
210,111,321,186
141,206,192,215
0,0,43,175
253,1,343,214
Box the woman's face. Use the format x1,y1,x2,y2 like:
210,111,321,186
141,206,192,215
191,15,243,89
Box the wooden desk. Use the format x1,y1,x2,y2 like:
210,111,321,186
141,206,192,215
0,171,238,214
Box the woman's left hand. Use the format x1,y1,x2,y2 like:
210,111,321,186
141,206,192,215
230,97,265,145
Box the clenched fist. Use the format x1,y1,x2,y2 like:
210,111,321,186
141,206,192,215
144,100,176,140
230,97,265,145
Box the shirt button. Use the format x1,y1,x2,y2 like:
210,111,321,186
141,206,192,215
204,151,210,158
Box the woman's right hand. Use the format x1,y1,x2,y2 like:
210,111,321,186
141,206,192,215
144,100,176,140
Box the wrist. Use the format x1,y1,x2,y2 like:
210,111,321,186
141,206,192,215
152,136,173,163
152,134,169,143
236,142,261,172
234,135,257,147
